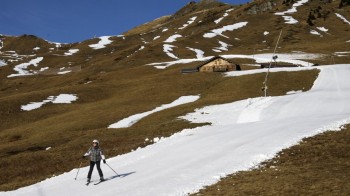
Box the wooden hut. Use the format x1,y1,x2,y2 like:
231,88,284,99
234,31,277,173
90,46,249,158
197,56,241,72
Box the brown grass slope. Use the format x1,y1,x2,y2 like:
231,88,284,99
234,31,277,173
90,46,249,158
0,0,349,192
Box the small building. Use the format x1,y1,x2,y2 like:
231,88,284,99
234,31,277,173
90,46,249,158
198,56,241,72
181,56,241,73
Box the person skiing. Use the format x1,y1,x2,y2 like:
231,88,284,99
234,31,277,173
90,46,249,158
83,139,106,183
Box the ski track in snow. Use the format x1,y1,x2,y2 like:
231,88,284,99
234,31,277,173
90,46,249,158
4,64,350,196
108,95,200,128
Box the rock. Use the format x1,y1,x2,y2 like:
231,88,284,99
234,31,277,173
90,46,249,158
247,1,276,15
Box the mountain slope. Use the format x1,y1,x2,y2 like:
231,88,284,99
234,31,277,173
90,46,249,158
2,64,350,195
0,0,349,192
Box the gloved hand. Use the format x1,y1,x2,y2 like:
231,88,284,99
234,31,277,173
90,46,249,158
82,156,85,159
103,159,106,164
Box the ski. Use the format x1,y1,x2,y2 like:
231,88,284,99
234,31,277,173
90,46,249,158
94,180,105,185
86,182,90,186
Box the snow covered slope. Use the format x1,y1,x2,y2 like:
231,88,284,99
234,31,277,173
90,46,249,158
2,64,350,196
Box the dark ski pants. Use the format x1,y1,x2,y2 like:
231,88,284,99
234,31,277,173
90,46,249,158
87,160,103,179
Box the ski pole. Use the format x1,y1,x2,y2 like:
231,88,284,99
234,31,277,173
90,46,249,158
75,161,83,180
105,162,119,176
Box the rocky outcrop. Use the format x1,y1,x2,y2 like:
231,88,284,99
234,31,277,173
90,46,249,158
246,1,276,15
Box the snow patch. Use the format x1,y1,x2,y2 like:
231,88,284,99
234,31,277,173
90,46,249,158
213,41,231,52
163,44,178,59
317,27,328,32
0,38,3,51
164,34,182,43
108,95,200,128
282,16,298,24
275,0,309,15
334,51,350,57
275,0,309,24
214,13,228,24
335,13,350,25
89,36,113,49
40,67,49,71
21,94,78,111
179,16,197,29
64,49,79,56
8,57,44,78
0,59,7,67
33,47,40,51
57,70,72,75
187,47,205,59
310,30,321,36
51,94,78,104
215,8,234,24
264,31,270,35
153,36,160,40
203,22,248,38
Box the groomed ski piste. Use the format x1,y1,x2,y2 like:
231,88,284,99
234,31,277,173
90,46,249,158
1,63,350,196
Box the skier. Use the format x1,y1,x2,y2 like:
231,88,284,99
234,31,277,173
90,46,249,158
83,139,106,183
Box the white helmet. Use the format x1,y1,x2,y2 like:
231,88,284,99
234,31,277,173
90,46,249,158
92,139,99,144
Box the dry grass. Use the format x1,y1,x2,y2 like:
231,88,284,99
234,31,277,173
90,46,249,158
194,124,350,196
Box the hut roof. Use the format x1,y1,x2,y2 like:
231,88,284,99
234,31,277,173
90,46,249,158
197,56,234,69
